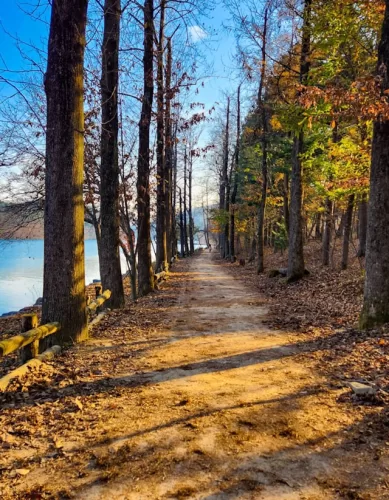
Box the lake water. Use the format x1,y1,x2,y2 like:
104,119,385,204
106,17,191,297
0,240,125,315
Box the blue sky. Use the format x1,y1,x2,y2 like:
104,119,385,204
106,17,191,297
0,2,48,69
0,1,239,203
0,1,236,103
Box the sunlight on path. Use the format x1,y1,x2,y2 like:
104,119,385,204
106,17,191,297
80,253,363,500
3,252,380,500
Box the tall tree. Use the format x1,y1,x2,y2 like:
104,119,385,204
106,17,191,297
99,0,125,308
137,0,155,296
287,0,311,282
322,197,333,266
341,194,355,270
188,151,195,254
257,5,269,274
222,97,230,258
357,194,367,258
165,37,173,263
183,146,189,256
42,0,89,344
230,84,241,261
360,0,389,328
172,125,179,257
155,0,168,272
179,187,185,257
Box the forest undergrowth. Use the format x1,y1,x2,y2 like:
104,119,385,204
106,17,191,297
224,241,389,405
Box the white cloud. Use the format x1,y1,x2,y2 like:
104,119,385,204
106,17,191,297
188,25,207,43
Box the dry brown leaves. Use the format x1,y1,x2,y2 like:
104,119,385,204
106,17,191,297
221,241,389,407
0,261,193,499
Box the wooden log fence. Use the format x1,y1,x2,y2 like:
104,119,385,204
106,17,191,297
0,321,60,358
0,288,111,391
154,271,167,283
87,289,111,313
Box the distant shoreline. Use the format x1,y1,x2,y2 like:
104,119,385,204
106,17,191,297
0,237,97,242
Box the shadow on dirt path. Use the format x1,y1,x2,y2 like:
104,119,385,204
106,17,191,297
1,252,389,499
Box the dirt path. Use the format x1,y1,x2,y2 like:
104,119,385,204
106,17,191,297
1,252,388,499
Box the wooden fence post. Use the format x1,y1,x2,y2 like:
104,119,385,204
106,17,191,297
20,313,39,362
95,285,102,313
95,285,102,299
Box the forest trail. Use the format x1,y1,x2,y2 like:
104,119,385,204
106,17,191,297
2,251,387,499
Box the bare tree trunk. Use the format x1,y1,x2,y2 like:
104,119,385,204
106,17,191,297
84,168,101,261
287,131,305,280
183,148,189,256
155,1,167,272
224,172,231,258
119,103,137,300
203,202,209,247
360,7,389,324
179,188,185,257
172,127,178,257
287,0,311,282
341,194,355,270
137,0,154,296
283,172,290,235
257,6,269,274
219,174,225,257
322,197,333,266
230,84,241,262
100,0,125,309
188,152,195,255
360,1,389,327
323,126,340,266
357,193,367,257
315,211,321,239
223,97,230,259
165,37,173,263
248,236,256,263
42,0,89,345
336,211,346,238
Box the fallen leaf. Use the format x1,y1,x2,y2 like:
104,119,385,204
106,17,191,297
15,468,30,476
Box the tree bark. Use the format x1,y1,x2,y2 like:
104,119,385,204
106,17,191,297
188,152,195,255
137,0,154,296
322,197,333,266
360,0,389,328
223,97,230,259
179,188,185,257
100,0,125,309
315,211,321,239
357,194,367,257
165,37,173,263
287,131,305,280
360,1,389,327
256,6,269,274
172,126,178,257
224,170,231,258
336,211,346,238
283,172,290,235
287,0,311,282
119,102,137,300
230,84,241,262
183,148,189,256
42,0,89,346
155,0,167,272
341,194,355,270
219,177,225,257
203,202,209,247
248,236,256,263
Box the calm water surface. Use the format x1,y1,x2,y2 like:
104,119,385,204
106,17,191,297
0,240,126,315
